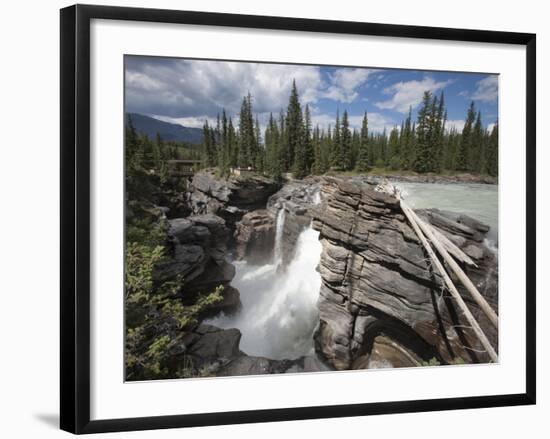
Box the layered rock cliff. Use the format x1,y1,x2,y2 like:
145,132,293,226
156,213,240,316
312,177,498,369
187,171,280,232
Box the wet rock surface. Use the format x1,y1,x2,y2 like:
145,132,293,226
181,324,334,378
312,177,498,370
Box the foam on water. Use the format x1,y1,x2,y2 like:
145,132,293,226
206,216,322,360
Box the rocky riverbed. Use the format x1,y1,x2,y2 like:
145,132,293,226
153,171,498,377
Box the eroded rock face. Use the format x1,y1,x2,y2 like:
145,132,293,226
187,171,280,232
312,177,498,370
156,214,240,315
234,209,275,264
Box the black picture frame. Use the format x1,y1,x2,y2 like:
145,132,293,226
60,4,536,434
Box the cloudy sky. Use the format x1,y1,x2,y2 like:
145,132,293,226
125,55,498,134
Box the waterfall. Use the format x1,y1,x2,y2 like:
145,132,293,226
273,206,286,264
206,224,322,360
313,190,322,205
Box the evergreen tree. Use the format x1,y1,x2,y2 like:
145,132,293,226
414,91,436,173
278,110,286,174
351,129,360,170
388,126,400,169
485,122,499,176
238,93,256,168
456,101,476,171
470,111,483,172
400,107,413,169
356,112,370,171
340,110,352,170
302,104,314,174
228,117,237,167
217,110,229,175
265,113,281,178
202,121,216,167
312,124,322,174
331,110,341,169
254,115,264,172
285,80,304,174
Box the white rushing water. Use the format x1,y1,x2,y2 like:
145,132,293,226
206,209,322,360
273,207,286,265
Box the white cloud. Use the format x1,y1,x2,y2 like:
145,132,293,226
446,119,465,133
487,122,496,132
311,111,395,134
321,68,374,103
126,58,325,119
375,77,451,113
152,115,216,129
472,76,498,103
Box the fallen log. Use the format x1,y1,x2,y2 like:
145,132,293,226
376,180,498,329
408,207,498,329
417,216,477,267
399,202,498,362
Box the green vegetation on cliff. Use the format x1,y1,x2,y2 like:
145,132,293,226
124,121,223,381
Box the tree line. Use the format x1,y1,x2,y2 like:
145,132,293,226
200,80,498,178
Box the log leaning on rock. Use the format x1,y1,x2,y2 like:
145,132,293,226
399,201,498,363
411,209,499,329
376,182,498,362
417,217,477,268
377,181,498,329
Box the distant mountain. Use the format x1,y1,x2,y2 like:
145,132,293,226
126,113,203,144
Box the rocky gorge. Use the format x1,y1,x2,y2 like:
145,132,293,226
153,171,498,377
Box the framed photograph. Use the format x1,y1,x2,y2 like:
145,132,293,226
60,4,536,434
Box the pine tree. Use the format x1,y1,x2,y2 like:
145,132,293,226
351,129,360,169
285,80,304,174
303,104,314,173
388,126,400,169
254,115,264,172
331,110,341,169
470,111,483,172
217,110,229,175
400,107,413,169
312,124,322,174
485,122,499,177
278,110,286,174
456,101,476,171
414,91,435,173
434,92,446,171
265,113,281,178
228,117,237,168
356,112,370,171
202,121,216,167
340,110,352,170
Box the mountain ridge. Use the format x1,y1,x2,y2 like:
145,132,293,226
126,113,203,144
